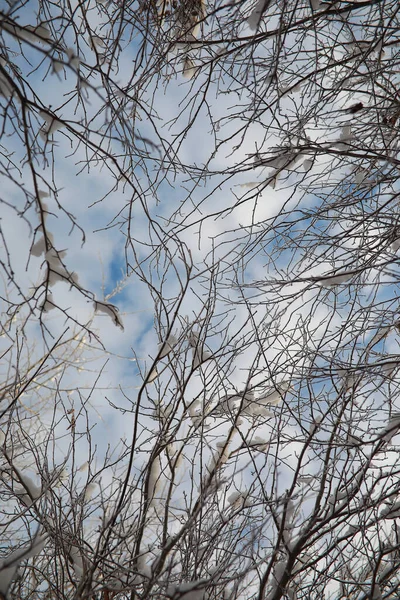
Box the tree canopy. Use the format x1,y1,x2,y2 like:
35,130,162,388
1,0,400,599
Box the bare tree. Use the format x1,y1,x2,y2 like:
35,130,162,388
1,0,400,599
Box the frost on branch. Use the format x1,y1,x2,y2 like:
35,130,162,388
168,579,209,600
256,381,291,405
318,271,354,287
14,473,42,506
239,387,280,418
248,435,269,451
337,125,353,144
187,329,212,368
39,110,65,140
0,72,13,99
0,465,42,507
212,385,281,419
158,332,178,358
152,400,173,422
136,548,153,580
90,34,106,51
40,292,55,312
380,497,400,519
69,545,84,579
253,145,304,181
0,534,47,598
302,158,313,171
66,48,80,70
46,249,79,287
146,366,159,384
1,21,52,46
93,300,124,330
213,392,241,416
147,455,162,503
247,0,269,31
30,236,46,257
31,225,53,258
379,413,400,444
227,490,242,506
182,57,198,79
84,482,98,501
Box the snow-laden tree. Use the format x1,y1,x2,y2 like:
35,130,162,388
2,0,400,599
